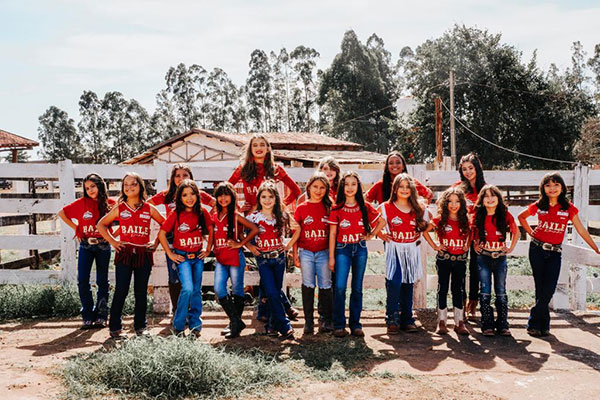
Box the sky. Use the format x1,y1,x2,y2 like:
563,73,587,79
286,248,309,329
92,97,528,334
1,0,599,158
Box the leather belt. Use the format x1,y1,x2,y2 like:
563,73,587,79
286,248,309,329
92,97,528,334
479,249,506,259
531,238,562,253
82,237,106,245
436,251,468,261
259,250,284,259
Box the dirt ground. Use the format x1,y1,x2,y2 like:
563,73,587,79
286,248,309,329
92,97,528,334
2,309,600,400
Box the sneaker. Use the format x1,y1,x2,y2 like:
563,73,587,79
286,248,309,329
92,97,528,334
220,324,231,336
135,328,151,337
93,318,107,329
387,325,400,335
527,328,542,337
333,329,348,338
351,328,365,337
80,320,93,330
403,324,418,333
266,328,278,337
109,330,128,340
190,329,201,339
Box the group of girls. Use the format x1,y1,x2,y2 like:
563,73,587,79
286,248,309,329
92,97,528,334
59,133,600,340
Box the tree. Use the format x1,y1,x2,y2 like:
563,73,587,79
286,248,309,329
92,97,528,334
574,117,600,164
246,49,272,131
38,106,84,162
588,43,600,108
270,48,291,132
290,45,320,131
150,89,184,141
78,90,108,163
402,25,596,168
318,30,397,153
206,68,238,131
164,63,208,130
2,150,30,163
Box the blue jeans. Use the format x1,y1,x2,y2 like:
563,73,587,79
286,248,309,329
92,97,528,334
173,250,204,332
78,242,111,322
257,254,291,334
109,261,152,332
257,288,292,320
478,254,509,331
436,258,466,309
385,265,415,327
214,250,246,298
299,248,331,289
527,243,562,332
333,241,368,331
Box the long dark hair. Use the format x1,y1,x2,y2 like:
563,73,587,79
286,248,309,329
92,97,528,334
474,185,508,243
335,171,372,235
382,151,407,202
458,152,486,195
165,164,193,205
119,172,147,203
174,179,207,234
537,172,570,211
82,173,110,221
389,174,427,232
214,181,237,240
435,187,470,238
256,180,288,234
317,156,341,194
240,134,276,182
306,172,332,211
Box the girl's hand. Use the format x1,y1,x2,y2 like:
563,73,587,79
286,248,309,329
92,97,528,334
146,242,159,251
328,257,335,272
168,252,185,264
474,243,482,254
462,244,470,252
379,232,392,243
501,245,510,254
199,249,209,259
228,239,242,249
294,253,301,268
73,234,80,242
435,244,446,252
249,247,260,257
111,240,125,252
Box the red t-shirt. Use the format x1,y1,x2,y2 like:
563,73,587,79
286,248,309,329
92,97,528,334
366,178,432,204
474,212,515,251
328,202,380,244
294,201,330,252
63,197,116,239
248,211,285,252
212,211,243,266
228,163,301,207
379,202,423,243
161,208,211,252
528,202,578,245
452,181,484,215
150,189,214,215
116,202,153,245
432,216,469,254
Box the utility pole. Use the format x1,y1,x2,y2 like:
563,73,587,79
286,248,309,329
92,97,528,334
434,98,443,166
449,69,456,167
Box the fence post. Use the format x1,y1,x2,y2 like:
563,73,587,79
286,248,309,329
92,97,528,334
152,160,171,314
570,163,589,311
412,164,428,308
59,160,77,282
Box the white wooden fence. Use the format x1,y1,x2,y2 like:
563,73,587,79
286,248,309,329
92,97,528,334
0,160,599,312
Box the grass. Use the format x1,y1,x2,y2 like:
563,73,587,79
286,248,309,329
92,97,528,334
0,284,152,322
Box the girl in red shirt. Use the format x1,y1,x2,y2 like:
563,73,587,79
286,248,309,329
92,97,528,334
472,185,518,336
519,173,599,336
366,151,433,206
246,181,296,339
328,171,385,338
58,173,115,329
149,163,215,318
211,182,259,339
454,152,487,320
228,134,301,213
297,156,341,204
423,187,470,335
98,173,165,339
292,172,333,334
378,174,428,334
158,180,213,337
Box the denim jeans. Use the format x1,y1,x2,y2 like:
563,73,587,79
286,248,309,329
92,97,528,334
257,254,291,334
257,288,292,320
527,243,562,332
436,259,466,310
385,264,415,327
172,250,204,332
478,254,509,331
467,244,479,300
214,250,246,298
299,248,331,289
109,261,152,332
78,242,111,322
333,241,368,331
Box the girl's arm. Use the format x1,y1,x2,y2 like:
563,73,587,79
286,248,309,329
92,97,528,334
230,214,259,249
422,222,443,251
328,224,337,271
517,208,534,237
285,228,301,252
572,214,600,254
158,230,184,263
277,166,302,206
148,204,166,249
97,207,123,251
505,219,520,254
365,217,386,240
57,209,79,236
201,224,214,259
293,242,300,268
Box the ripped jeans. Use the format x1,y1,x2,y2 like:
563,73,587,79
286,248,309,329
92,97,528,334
478,254,509,331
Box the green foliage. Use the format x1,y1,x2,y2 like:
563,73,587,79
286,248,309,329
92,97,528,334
38,106,85,162
62,337,293,399
0,284,151,322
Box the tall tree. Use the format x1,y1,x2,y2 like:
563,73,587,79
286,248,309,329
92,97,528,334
588,43,600,109
150,89,184,141
270,48,291,132
206,67,238,131
290,45,320,131
164,63,208,130
38,106,84,162
246,49,272,131
78,90,107,163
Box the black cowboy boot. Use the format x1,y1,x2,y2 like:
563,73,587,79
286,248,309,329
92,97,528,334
301,285,315,334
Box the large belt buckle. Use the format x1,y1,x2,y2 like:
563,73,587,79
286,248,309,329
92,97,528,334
450,255,457,261
87,237,99,245
268,250,280,259
187,252,196,260
491,251,501,259
542,243,554,251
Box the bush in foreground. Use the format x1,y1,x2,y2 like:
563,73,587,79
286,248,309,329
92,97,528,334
62,336,293,399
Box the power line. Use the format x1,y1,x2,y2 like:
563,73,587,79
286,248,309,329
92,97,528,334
440,101,576,165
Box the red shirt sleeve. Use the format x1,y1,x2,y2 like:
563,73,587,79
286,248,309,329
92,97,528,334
228,165,243,185
366,202,381,226
327,207,339,225
62,198,83,220
431,216,440,228
568,203,579,219
506,212,516,228
276,165,301,206
414,178,433,200
200,190,214,206
161,212,176,232
527,202,539,216
149,190,166,205
366,181,383,203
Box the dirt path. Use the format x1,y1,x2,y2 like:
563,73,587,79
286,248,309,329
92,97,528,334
1,309,600,399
